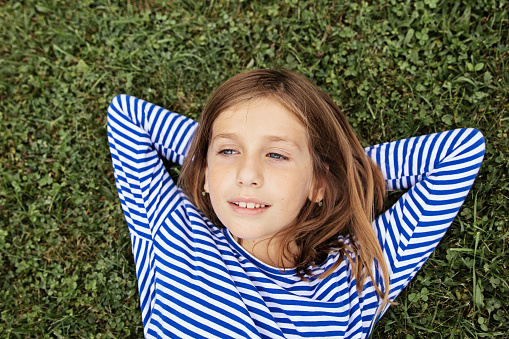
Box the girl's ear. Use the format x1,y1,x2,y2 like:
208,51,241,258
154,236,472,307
309,163,328,203
203,165,209,193
314,178,326,203
308,179,325,204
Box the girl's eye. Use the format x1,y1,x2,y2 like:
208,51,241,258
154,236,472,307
267,153,288,160
218,149,238,155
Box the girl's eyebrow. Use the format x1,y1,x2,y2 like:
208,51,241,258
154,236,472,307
212,133,238,142
212,133,301,150
264,136,301,150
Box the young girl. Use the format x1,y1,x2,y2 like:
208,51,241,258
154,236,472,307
107,69,485,338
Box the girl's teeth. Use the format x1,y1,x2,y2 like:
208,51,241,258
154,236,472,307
233,202,267,208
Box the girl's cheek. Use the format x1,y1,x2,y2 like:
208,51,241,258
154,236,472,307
210,169,231,186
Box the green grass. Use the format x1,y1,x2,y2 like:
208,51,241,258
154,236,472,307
0,0,508,337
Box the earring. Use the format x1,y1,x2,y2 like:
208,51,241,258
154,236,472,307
318,201,323,207
202,191,207,196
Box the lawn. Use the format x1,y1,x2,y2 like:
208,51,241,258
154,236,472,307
0,0,508,337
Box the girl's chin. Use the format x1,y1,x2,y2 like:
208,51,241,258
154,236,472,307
226,227,274,245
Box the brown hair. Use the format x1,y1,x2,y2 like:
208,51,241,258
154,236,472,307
179,69,390,304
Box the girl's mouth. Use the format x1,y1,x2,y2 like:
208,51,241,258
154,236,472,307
231,202,268,209
228,200,271,215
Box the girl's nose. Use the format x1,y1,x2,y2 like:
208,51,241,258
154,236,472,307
236,155,263,187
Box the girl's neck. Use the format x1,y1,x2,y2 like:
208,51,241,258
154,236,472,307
237,236,296,269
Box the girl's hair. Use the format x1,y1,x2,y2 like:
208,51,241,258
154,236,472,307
179,69,389,304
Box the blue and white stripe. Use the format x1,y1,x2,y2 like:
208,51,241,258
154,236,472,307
108,95,485,338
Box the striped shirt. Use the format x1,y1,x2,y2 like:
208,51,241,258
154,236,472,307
107,94,485,338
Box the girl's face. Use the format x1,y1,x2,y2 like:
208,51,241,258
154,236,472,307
205,98,322,245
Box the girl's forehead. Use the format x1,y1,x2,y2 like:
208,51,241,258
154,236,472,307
211,98,308,140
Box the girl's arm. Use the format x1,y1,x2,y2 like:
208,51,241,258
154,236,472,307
364,128,485,302
107,94,197,328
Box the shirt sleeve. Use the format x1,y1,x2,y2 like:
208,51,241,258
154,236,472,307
364,128,485,302
107,94,198,329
